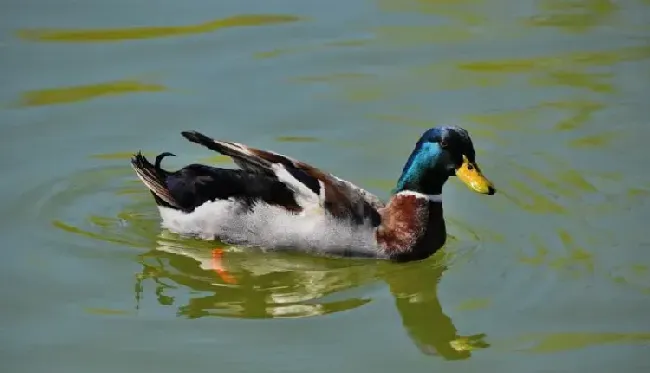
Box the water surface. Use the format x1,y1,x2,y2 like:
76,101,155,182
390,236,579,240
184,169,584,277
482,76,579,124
1,0,649,372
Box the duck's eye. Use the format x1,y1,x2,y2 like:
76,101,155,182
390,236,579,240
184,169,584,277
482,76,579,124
440,139,448,148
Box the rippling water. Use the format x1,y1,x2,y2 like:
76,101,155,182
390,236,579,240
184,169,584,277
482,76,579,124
1,0,649,372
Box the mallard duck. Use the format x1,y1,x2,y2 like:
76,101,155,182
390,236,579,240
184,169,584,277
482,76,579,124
131,126,495,262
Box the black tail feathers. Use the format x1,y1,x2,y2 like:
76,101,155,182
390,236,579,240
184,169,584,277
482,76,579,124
130,151,180,209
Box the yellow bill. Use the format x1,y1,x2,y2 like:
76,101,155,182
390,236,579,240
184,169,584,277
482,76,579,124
455,155,496,195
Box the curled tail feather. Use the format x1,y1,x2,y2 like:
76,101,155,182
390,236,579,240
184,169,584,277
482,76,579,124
130,152,180,209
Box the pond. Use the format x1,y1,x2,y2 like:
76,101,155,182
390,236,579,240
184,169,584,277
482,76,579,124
1,0,649,372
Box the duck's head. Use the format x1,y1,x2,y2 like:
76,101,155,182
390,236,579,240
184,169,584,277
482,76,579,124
394,125,496,196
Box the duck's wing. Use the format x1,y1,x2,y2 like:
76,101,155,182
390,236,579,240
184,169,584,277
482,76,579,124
181,130,383,225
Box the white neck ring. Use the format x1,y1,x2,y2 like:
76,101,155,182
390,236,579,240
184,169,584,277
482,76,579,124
396,190,442,203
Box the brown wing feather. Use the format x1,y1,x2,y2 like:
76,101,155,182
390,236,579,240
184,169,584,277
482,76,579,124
181,130,384,224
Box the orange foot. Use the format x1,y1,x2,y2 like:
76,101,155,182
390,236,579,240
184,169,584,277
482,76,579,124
211,247,237,284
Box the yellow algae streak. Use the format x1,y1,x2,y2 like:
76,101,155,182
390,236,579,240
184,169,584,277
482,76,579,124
501,182,566,214
609,263,650,294
509,162,597,199
91,151,156,160
374,25,475,45
568,131,618,148
556,170,597,193
84,307,131,316
518,231,595,277
518,235,550,266
531,70,614,93
512,332,650,353
551,230,595,274
275,136,320,143
465,106,543,132
377,0,490,26
525,0,620,33
543,100,605,131
458,45,650,73
254,39,369,60
18,80,166,107
631,264,649,274
291,73,373,83
344,87,386,102
198,155,232,164
17,14,302,43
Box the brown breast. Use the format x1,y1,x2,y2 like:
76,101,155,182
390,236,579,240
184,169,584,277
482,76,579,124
376,193,446,261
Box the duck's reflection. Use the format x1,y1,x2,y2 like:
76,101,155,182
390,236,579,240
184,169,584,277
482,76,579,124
382,261,489,359
135,233,488,359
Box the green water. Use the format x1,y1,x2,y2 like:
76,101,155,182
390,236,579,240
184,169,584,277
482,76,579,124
1,0,649,371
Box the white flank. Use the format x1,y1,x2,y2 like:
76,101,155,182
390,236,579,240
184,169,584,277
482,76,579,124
157,200,381,257
395,190,443,203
